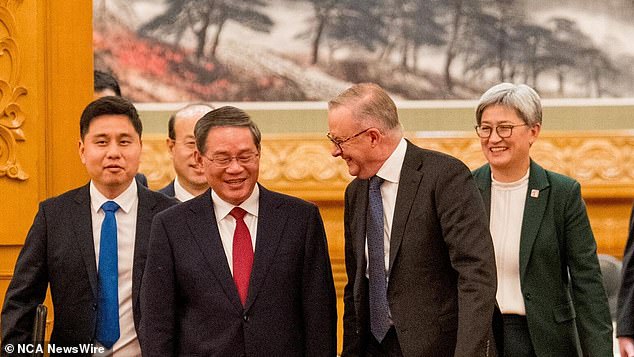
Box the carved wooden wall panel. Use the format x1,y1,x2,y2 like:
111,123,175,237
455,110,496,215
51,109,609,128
0,0,28,181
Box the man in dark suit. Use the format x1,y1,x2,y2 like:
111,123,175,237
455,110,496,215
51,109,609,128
327,83,497,356
1,96,176,355
159,103,214,201
619,202,634,357
140,106,337,356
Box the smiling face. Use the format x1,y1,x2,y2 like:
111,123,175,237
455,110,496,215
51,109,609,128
327,105,382,179
168,113,208,194
196,126,259,205
480,104,540,182
79,114,142,198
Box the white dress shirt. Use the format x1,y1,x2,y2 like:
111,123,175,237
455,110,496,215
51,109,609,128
212,185,260,275
365,138,407,279
490,169,529,315
90,180,141,357
174,176,197,202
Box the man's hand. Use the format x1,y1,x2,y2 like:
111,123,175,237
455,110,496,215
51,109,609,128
619,336,634,357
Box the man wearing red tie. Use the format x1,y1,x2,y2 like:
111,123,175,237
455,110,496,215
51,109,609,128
140,106,337,356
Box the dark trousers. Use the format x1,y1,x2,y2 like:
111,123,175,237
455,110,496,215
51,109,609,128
502,314,536,357
367,327,403,357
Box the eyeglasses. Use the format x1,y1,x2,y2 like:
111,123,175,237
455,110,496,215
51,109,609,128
202,152,259,168
475,124,528,138
326,128,372,152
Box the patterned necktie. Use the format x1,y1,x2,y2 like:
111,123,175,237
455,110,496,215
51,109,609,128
96,201,120,349
230,207,253,306
367,175,391,342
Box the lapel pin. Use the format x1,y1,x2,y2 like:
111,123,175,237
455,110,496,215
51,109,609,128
530,189,539,198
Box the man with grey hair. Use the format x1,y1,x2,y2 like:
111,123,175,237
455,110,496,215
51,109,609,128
141,106,337,356
159,103,214,201
328,83,497,356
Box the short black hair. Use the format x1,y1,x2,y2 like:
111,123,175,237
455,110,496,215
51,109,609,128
194,106,261,154
94,70,122,97
80,96,142,140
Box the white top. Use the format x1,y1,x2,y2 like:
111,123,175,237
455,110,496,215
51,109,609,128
365,138,407,279
212,185,260,275
90,180,141,356
490,169,530,315
174,176,197,202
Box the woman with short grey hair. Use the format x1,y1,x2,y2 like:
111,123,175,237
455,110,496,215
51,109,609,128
472,83,613,356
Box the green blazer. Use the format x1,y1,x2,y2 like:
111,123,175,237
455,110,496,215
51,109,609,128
473,160,613,357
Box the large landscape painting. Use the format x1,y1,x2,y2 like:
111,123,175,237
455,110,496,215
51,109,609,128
94,0,634,102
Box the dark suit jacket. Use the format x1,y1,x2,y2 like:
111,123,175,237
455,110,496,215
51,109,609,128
1,183,176,350
136,173,148,187
158,180,175,198
618,202,634,338
342,141,497,357
140,185,337,356
473,160,613,356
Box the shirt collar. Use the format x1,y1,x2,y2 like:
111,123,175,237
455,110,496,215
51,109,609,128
211,184,260,221
90,179,138,214
375,138,407,184
174,176,197,202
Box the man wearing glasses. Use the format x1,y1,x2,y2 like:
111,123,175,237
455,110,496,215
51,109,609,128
328,83,497,356
140,106,337,356
160,103,214,201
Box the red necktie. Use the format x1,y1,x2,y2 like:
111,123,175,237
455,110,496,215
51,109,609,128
230,207,253,306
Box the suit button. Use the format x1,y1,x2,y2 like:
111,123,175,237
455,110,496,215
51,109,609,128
243,314,249,322
92,303,97,311
525,292,532,300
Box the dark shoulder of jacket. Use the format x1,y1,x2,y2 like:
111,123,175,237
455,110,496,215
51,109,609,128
39,185,88,210
263,186,317,211
406,143,469,172
148,188,179,209
544,168,578,194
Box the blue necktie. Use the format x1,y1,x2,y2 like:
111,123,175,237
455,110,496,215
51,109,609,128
367,175,390,342
96,201,120,349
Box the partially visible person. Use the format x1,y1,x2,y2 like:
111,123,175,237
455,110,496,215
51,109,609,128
327,83,497,356
472,82,613,356
140,106,337,356
159,103,214,201
1,96,176,355
618,202,634,357
94,70,121,98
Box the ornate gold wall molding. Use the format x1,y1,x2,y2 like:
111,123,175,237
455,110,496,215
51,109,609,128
141,131,634,200
0,0,28,181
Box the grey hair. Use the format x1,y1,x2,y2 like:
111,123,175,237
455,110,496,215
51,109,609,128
328,83,401,132
475,83,542,126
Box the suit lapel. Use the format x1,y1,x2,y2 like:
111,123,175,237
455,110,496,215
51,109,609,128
473,164,492,220
388,142,424,273
519,161,550,281
188,192,244,313
349,179,369,303
132,185,156,310
73,184,99,299
245,185,286,310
